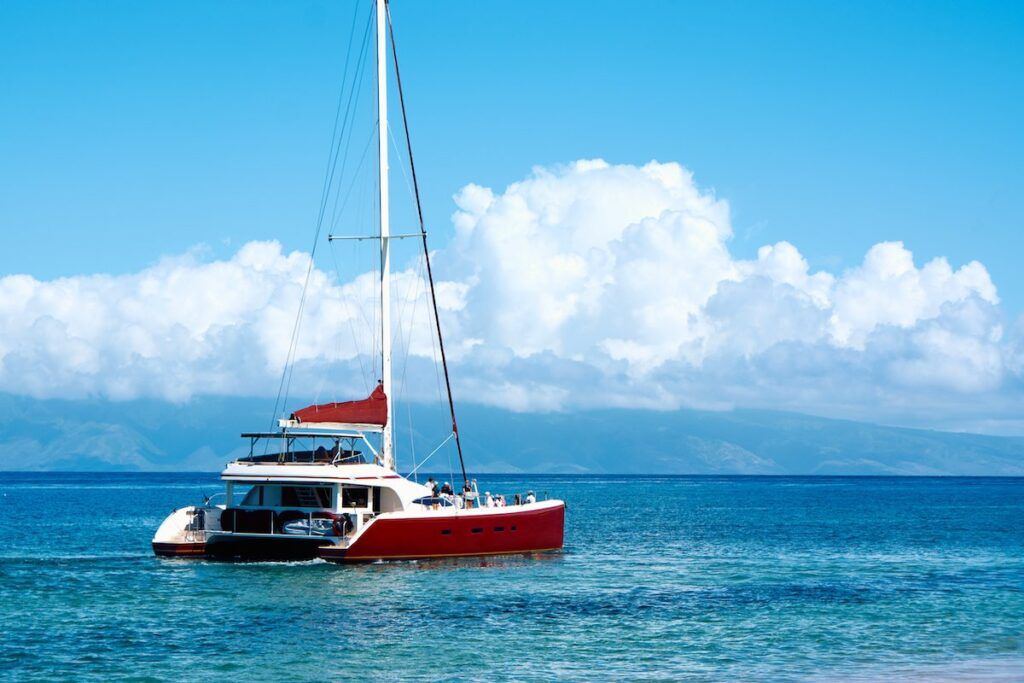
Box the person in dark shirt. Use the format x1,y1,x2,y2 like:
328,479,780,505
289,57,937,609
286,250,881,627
440,481,454,496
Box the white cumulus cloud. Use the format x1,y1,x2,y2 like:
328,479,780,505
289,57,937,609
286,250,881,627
0,159,1019,432
443,160,1016,427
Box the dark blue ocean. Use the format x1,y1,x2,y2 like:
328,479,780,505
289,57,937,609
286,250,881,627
1,474,1022,681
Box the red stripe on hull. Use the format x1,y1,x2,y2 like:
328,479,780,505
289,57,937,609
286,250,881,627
320,503,565,562
152,542,206,557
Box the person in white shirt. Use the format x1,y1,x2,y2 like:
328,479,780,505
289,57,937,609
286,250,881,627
525,491,536,504
484,491,494,508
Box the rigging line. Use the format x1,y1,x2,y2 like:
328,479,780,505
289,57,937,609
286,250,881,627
395,258,423,475
396,257,426,476
304,4,371,277
329,127,376,232
391,265,422,438
393,275,412,373
325,28,375,232
406,400,418,481
388,124,420,213
329,242,370,395
309,7,373,258
369,175,381,381
396,253,425,390
281,3,375,410
319,4,373,216
339,169,378,339
267,3,370,430
344,193,380,395
394,237,424,356
388,6,468,486
406,432,454,478
420,251,453,484
420,250,449,444
447,437,455,502
314,0,365,224
324,128,376,394
313,364,329,403
392,297,412,470
328,243,371,394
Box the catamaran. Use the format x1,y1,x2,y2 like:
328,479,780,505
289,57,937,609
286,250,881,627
152,0,565,562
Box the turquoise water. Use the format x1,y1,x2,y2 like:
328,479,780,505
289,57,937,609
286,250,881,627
1,474,1022,681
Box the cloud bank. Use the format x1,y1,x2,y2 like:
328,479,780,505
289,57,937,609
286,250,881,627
1,159,1020,432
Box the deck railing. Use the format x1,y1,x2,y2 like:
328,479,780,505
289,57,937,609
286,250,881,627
215,508,352,539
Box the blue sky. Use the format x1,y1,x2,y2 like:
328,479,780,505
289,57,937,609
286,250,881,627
1,1,1022,433
2,0,1021,310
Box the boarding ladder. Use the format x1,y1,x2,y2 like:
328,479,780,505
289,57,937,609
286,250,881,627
294,487,320,508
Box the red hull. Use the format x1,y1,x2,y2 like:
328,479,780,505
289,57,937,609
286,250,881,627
320,503,565,562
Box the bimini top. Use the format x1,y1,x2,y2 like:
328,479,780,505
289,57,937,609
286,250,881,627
289,384,387,428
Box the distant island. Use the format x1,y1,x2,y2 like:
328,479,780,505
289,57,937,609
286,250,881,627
1,393,1020,475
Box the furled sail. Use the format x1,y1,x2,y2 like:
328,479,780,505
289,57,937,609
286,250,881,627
291,384,387,426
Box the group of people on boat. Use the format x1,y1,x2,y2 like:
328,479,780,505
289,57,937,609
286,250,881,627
423,477,536,510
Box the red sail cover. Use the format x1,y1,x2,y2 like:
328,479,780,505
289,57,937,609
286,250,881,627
291,385,387,426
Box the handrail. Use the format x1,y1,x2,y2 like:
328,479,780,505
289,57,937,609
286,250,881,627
202,492,226,506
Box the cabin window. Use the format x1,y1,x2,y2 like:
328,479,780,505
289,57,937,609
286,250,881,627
376,487,404,513
342,486,369,508
239,486,263,507
494,526,505,532
281,486,332,508
412,496,453,507
440,529,452,535
317,487,331,507
471,527,484,534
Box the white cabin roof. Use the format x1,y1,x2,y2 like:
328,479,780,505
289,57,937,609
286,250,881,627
221,461,429,498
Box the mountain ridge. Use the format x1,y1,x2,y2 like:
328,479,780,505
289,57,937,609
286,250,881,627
0,394,1021,475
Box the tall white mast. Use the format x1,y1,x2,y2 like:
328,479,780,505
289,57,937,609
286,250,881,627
376,0,394,471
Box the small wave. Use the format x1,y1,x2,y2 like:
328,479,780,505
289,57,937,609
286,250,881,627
0,553,151,563
808,657,1024,682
